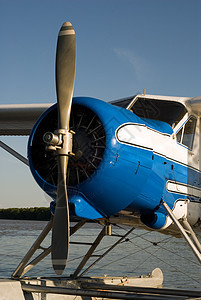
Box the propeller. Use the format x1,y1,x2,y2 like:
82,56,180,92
44,21,76,275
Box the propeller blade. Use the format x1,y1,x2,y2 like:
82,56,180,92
51,21,76,275
52,156,69,275
56,21,76,130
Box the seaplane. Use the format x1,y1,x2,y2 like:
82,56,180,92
0,22,201,290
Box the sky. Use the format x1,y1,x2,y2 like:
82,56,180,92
0,0,201,208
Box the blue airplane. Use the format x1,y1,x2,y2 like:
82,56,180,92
0,21,201,276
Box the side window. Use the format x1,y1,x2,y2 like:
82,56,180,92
176,127,182,143
176,116,197,150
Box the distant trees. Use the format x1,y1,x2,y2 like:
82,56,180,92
0,207,51,221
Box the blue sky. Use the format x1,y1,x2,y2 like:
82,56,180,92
0,0,201,208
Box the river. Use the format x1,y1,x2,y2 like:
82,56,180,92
0,219,200,290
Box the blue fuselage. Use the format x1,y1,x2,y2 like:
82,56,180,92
28,97,200,229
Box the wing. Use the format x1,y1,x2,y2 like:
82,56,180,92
0,97,132,136
0,103,53,136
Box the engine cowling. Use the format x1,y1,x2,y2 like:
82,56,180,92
28,96,165,219
28,102,106,195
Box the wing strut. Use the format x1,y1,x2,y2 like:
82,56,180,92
162,200,201,264
0,140,29,166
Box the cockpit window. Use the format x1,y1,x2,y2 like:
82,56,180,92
176,127,182,143
176,116,197,150
130,98,187,128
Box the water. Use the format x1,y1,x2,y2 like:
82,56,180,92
0,219,200,290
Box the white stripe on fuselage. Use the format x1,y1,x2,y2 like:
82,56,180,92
116,122,197,170
167,180,201,198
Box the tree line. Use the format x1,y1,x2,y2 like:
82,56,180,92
0,207,51,221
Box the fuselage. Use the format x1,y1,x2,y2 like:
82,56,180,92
28,95,201,232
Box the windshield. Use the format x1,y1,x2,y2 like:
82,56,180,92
130,98,187,128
